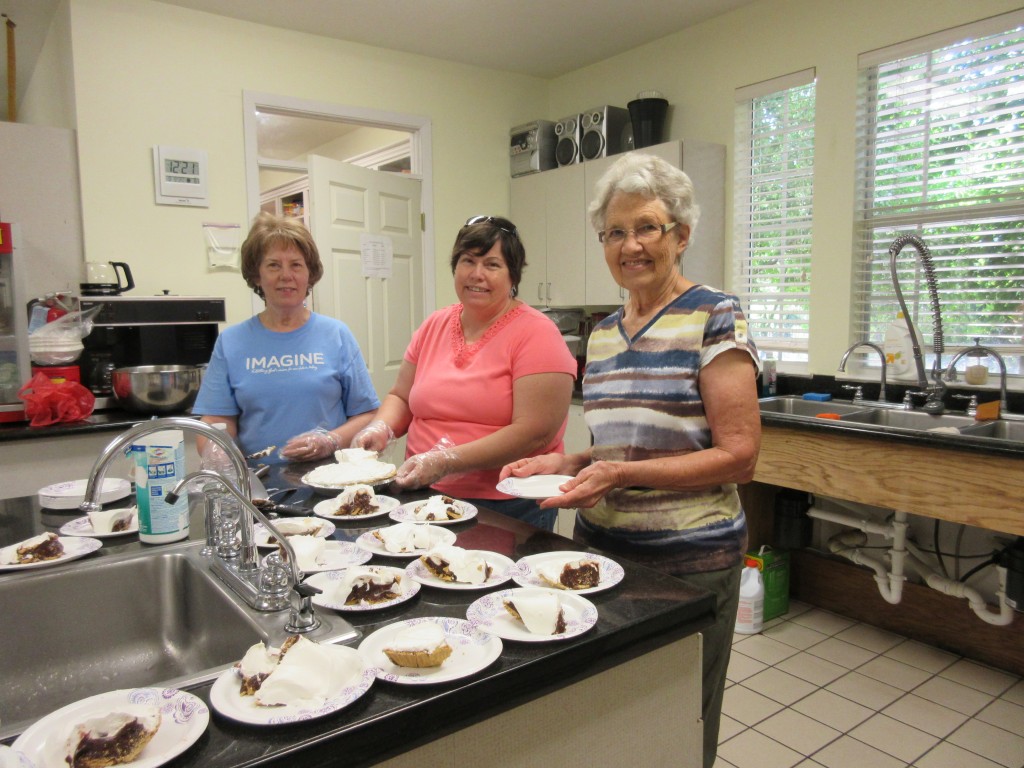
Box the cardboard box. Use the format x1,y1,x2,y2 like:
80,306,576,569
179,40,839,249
746,546,790,620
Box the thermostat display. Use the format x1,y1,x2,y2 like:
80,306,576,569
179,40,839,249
153,145,209,207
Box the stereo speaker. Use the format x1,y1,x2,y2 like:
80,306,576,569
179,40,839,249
554,114,582,166
580,105,631,162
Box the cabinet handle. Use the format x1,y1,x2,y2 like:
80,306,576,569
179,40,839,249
546,282,551,301
537,283,544,301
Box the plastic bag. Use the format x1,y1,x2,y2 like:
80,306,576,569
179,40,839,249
17,372,96,427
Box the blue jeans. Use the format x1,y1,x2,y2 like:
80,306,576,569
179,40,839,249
463,496,557,532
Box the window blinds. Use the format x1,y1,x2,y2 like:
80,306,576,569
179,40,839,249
853,12,1024,375
733,70,816,360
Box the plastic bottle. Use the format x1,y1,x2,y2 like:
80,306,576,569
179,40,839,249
883,312,919,381
735,559,765,635
132,429,189,544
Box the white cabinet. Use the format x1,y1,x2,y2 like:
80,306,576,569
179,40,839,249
510,140,725,308
511,164,587,307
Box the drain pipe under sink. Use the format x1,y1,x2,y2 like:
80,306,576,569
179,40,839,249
810,507,908,604
807,505,1014,625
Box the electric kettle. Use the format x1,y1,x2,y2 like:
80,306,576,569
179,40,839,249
80,261,135,296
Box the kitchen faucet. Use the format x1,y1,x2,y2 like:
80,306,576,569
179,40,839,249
80,417,320,633
944,338,1010,417
837,341,888,404
167,470,321,634
888,235,946,413
80,417,257,568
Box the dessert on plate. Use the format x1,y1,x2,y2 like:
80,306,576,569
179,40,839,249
372,522,444,553
420,545,491,584
304,448,397,488
410,495,463,522
330,566,403,606
537,558,601,590
86,507,136,534
330,484,380,516
235,634,359,707
65,705,161,768
263,518,323,543
504,592,566,635
277,534,326,572
382,623,453,668
0,532,64,565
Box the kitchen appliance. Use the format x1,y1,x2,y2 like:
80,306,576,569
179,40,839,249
554,114,582,167
628,91,669,149
580,106,631,162
78,295,225,396
509,120,557,177
80,261,135,296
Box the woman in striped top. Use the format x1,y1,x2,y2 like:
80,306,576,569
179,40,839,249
500,152,762,768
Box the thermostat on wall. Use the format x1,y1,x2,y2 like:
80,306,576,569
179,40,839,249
152,145,209,207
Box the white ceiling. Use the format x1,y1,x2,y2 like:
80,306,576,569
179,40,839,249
0,0,760,121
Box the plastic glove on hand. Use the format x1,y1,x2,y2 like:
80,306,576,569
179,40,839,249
393,450,455,490
279,428,341,462
350,419,395,453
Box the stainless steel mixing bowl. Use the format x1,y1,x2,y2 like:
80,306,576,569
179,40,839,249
111,364,203,414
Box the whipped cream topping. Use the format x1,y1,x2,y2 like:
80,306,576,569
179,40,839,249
376,522,443,553
336,484,378,507
510,592,562,635
87,507,136,534
424,545,488,584
238,641,279,680
386,622,447,653
330,566,400,605
412,495,458,521
284,535,326,571
65,705,161,756
305,450,396,488
252,635,360,707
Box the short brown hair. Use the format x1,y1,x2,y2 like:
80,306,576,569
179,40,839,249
449,216,526,297
240,212,324,297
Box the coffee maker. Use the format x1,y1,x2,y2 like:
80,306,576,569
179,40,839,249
78,295,226,397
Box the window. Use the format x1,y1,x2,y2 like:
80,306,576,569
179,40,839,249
733,69,817,363
853,11,1024,377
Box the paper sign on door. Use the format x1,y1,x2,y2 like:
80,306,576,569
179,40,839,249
360,234,393,278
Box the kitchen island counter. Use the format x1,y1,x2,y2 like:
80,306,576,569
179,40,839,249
0,475,713,767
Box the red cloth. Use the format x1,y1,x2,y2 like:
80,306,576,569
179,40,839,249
17,372,96,427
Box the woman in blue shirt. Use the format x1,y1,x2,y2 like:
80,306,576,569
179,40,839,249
193,213,379,461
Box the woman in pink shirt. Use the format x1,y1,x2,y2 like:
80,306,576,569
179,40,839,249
352,216,577,529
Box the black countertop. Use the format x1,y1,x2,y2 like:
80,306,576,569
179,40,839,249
0,407,167,443
0,463,715,767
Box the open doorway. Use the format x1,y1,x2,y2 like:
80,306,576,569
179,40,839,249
241,91,436,316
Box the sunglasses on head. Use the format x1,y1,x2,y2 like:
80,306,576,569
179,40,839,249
463,215,519,239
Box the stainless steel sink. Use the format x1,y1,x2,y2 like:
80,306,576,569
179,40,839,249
839,409,979,431
758,397,867,417
0,541,358,739
959,419,1024,441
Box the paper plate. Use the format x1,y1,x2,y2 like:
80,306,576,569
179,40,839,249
38,478,132,510
495,475,574,500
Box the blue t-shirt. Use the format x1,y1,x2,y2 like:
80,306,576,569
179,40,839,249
193,313,379,458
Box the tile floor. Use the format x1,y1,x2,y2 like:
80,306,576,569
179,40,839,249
716,600,1024,768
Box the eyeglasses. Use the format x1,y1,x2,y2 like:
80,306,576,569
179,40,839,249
598,221,678,246
464,215,519,239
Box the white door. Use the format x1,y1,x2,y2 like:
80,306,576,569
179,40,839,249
308,155,423,399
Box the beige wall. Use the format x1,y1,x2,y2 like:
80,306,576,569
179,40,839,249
24,0,1020,374
544,0,1021,374
58,0,546,322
